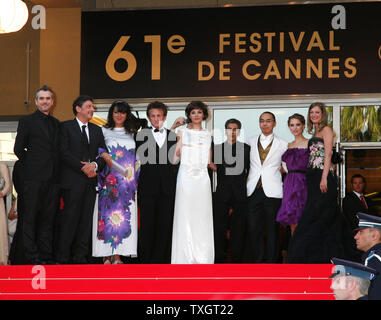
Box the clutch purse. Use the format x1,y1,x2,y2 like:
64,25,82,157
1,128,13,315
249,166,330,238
0,177,5,191
111,160,128,176
331,149,343,164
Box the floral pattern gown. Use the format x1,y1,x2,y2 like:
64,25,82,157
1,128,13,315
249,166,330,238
92,127,140,257
286,137,356,263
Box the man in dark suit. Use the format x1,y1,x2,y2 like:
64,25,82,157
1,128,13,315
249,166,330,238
56,95,108,264
13,85,60,265
213,119,250,263
135,101,178,263
343,174,377,231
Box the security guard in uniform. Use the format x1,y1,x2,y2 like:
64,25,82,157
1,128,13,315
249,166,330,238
354,212,381,300
329,257,377,300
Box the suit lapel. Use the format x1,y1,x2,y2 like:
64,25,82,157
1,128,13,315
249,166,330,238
88,122,96,147
85,122,97,160
72,119,82,139
254,136,261,165
353,192,368,210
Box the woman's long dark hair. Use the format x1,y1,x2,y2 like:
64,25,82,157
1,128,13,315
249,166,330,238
104,100,146,134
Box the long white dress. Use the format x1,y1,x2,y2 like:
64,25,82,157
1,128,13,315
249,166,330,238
171,128,214,264
92,127,139,258
0,163,10,265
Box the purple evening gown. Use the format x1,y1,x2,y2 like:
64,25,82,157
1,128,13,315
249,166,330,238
276,148,309,226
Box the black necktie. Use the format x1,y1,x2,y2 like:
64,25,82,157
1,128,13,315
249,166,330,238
154,128,164,133
81,125,90,162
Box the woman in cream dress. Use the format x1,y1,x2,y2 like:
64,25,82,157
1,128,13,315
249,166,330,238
171,101,216,264
0,163,11,265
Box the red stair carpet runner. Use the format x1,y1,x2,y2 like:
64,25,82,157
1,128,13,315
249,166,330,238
0,264,333,300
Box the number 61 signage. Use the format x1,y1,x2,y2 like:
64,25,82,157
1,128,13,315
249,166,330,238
80,3,381,99
105,35,186,81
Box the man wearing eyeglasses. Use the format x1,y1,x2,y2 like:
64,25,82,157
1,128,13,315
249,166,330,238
245,111,288,263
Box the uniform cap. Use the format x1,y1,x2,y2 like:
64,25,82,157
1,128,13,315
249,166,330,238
329,257,376,280
356,212,381,230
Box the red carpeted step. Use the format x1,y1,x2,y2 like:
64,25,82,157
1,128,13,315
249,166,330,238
0,264,334,300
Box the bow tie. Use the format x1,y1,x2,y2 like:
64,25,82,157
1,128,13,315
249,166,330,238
154,128,164,133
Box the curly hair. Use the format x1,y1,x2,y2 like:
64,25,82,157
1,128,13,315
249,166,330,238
185,101,209,123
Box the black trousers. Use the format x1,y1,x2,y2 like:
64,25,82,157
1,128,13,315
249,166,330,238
245,187,282,263
22,180,60,263
56,181,96,264
213,194,247,263
8,193,27,265
138,193,174,263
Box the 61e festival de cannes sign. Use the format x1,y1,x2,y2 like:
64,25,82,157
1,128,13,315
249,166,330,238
80,2,381,99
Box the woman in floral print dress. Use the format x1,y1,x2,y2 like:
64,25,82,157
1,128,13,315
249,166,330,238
286,102,356,263
92,101,141,264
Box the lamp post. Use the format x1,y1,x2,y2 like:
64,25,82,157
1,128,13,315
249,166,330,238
0,0,29,34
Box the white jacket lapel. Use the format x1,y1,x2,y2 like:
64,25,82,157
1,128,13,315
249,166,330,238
254,136,261,165
263,135,279,165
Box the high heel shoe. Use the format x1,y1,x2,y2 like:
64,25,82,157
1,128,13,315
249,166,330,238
103,257,112,264
112,256,124,264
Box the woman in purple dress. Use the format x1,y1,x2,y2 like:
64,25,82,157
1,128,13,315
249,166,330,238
276,114,309,236
286,103,356,263
92,101,142,264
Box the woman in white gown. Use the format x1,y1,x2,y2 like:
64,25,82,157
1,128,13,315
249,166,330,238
171,101,216,264
0,163,10,265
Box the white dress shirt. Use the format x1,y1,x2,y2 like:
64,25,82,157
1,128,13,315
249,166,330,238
76,117,98,171
353,191,362,199
152,126,166,148
353,191,368,208
259,133,274,150
76,117,90,143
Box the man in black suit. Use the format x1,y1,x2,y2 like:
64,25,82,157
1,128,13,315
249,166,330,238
14,85,60,265
212,119,250,263
56,95,109,264
343,174,377,231
135,101,178,263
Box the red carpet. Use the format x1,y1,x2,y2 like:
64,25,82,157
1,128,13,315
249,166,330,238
0,264,334,300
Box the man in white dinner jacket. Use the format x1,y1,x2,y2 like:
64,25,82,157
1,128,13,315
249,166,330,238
245,111,288,263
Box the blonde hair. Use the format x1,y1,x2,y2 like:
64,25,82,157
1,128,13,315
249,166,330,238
307,102,329,134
